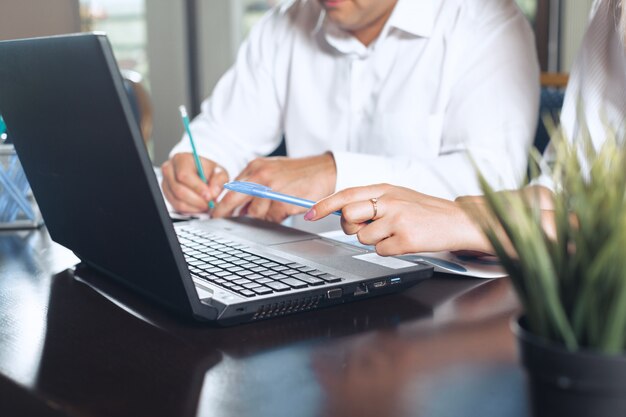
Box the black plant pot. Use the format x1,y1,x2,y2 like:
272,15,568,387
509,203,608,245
513,317,626,417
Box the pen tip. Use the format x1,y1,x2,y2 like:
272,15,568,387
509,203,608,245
178,105,188,118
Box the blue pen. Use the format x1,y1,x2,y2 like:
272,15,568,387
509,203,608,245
178,105,215,210
223,181,342,216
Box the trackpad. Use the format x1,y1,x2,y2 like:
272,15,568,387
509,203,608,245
271,239,364,258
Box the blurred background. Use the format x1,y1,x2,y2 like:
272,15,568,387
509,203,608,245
0,0,591,165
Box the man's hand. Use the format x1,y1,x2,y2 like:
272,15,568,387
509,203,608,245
212,153,337,222
161,153,229,213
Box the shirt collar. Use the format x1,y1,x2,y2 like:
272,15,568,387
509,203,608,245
387,0,434,38
314,0,435,56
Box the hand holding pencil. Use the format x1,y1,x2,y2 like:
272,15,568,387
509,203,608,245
160,106,229,214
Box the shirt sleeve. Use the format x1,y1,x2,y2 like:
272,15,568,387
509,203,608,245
334,0,540,199
169,10,285,180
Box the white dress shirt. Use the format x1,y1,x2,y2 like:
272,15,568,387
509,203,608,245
535,0,626,190
171,0,540,199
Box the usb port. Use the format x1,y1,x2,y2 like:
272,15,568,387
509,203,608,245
390,277,401,285
372,281,387,289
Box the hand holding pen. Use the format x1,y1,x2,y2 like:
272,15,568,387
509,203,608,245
160,106,229,214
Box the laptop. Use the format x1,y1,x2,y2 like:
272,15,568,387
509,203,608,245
0,33,433,325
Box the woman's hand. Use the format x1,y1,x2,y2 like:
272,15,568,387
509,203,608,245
304,184,491,256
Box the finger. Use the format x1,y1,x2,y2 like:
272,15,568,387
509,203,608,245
356,218,393,246
212,190,253,218
338,201,379,235
340,216,368,236
171,153,213,200
341,200,381,225
162,176,207,213
207,165,229,199
375,236,404,256
306,184,390,221
265,201,304,223
162,160,209,211
244,197,272,220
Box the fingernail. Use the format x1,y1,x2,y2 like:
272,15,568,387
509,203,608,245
304,209,316,221
202,192,212,201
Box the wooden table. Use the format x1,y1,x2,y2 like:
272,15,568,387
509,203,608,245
0,224,530,417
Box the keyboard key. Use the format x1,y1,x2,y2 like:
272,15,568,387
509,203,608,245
246,273,264,281
252,286,273,295
201,266,222,274
243,282,261,290
267,282,290,292
281,277,307,289
283,269,300,275
222,274,240,282
233,278,252,285
309,270,326,276
260,270,275,277
293,273,324,286
319,274,342,283
298,266,317,273
239,289,256,297
257,277,273,284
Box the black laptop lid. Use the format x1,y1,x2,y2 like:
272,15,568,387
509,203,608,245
0,34,198,316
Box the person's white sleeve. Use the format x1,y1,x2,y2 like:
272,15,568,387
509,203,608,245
334,0,540,199
169,11,284,180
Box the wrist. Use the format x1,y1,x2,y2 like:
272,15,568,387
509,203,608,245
453,202,494,254
318,151,337,195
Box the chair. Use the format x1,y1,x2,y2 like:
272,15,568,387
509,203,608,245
534,72,569,155
121,69,153,149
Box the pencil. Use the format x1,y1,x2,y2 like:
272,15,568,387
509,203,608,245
178,105,215,210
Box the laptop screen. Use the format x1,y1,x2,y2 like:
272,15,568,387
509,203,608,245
0,34,201,316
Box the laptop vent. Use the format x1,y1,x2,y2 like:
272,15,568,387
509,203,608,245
253,295,323,320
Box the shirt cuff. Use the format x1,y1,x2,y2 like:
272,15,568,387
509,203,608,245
332,151,397,192
529,173,556,193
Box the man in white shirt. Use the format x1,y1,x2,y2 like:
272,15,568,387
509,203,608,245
306,0,626,256
162,0,539,222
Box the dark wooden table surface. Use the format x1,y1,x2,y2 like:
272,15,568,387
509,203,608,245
0,223,530,417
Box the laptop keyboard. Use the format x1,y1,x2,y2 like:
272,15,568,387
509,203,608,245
177,226,342,298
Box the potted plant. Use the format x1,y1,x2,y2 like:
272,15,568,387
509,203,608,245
472,119,626,417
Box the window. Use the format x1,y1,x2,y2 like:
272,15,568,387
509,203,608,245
516,0,538,23
243,0,277,36
80,0,150,89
